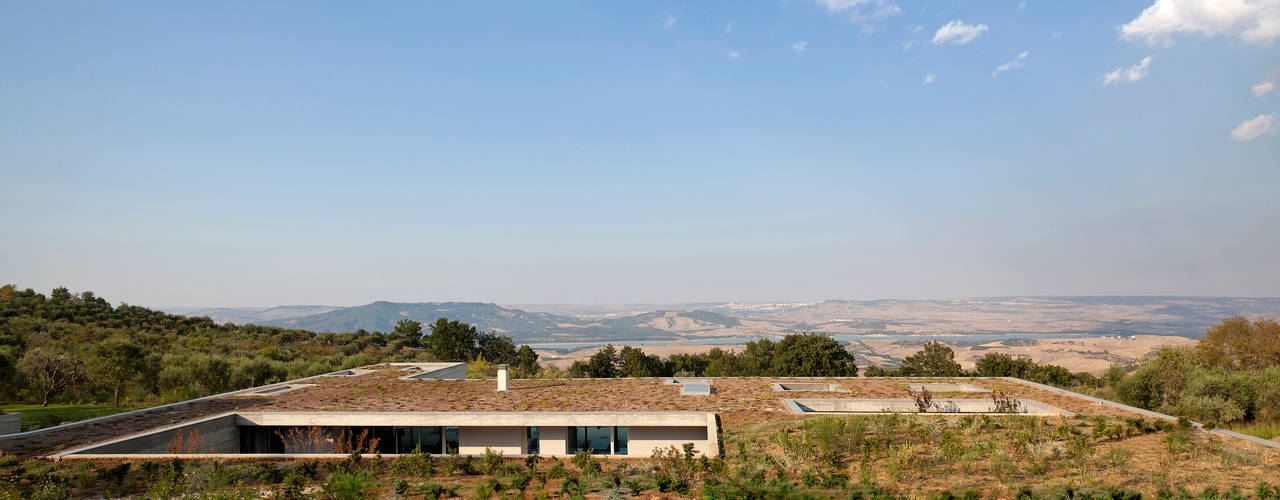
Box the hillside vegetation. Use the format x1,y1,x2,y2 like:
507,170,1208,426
0,286,537,413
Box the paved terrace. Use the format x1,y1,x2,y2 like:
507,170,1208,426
0,366,1162,457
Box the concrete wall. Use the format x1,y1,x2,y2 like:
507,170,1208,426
627,426,712,458
538,426,568,456
459,426,523,455
71,414,240,454
0,414,19,435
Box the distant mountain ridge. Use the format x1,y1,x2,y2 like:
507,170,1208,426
171,296,1280,344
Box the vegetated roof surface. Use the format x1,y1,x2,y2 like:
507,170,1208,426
0,366,1217,457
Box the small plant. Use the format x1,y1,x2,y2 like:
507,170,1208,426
481,446,504,474
546,460,567,479
393,479,410,495
990,390,1022,413
275,426,330,453
96,462,131,487
323,471,375,500
418,480,456,499
571,450,601,475
253,463,284,484
908,387,935,413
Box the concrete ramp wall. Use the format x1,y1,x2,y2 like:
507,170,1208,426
63,414,240,455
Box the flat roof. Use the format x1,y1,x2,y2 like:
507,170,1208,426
0,366,1163,457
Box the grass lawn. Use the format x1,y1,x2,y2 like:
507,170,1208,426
1,403,145,431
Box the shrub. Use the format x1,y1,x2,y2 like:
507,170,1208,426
253,463,284,484
97,462,131,487
546,460,567,479
481,446,504,474
418,480,456,499
571,450,602,475
323,471,375,500
391,445,434,476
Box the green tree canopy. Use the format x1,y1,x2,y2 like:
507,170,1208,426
425,318,480,362
770,333,858,377
87,338,145,407
899,341,963,377
975,352,1035,378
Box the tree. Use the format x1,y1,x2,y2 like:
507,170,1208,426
899,341,963,377
18,348,85,406
425,318,479,361
586,344,619,378
1199,316,1280,370
513,345,539,378
87,338,145,407
392,319,424,348
975,353,1035,378
476,332,517,365
618,346,665,377
738,339,777,376
771,333,858,377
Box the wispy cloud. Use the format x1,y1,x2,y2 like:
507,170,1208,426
1230,113,1277,141
993,51,1030,77
1102,55,1153,86
902,40,914,51
924,72,936,84
791,40,809,53
1255,81,1276,97
910,24,923,34
933,20,989,45
728,50,741,60
663,15,678,30
1121,0,1280,47
725,21,734,33
1018,2,1027,11
814,0,903,23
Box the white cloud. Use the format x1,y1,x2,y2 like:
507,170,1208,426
728,50,741,60
1102,55,1153,86
1018,2,1027,11
1052,31,1063,38
663,15,678,30
1230,113,1277,141
993,51,1030,77
1254,81,1276,97
902,40,914,51
910,24,923,33
814,0,904,23
792,40,809,53
924,72,936,84
1120,0,1280,47
933,20,990,45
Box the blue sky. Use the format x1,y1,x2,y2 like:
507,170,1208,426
2,1,1278,307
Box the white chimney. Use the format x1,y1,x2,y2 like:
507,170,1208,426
497,364,508,391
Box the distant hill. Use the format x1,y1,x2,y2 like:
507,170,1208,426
170,296,1280,344
260,302,570,339
178,305,339,325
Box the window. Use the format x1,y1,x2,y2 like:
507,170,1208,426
526,427,540,455
569,426,617,454
444,426,459,454
614,426,628,455
396,426,443,454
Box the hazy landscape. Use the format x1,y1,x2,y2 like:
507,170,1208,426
171,296,1280,373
